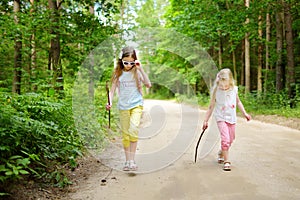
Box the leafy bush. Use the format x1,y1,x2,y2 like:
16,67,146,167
0,92,83,187
238,87,300,117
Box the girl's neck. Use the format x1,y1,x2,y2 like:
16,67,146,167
218,85,231,91
123,67,134,72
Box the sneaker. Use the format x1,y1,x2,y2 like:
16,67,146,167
129,160,138,171
123,161,130,171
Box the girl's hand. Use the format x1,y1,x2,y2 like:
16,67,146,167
202,121,208,130
245,113,251,121
135,60,141,69
106,104,112,110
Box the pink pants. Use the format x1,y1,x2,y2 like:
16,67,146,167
217,121,236,151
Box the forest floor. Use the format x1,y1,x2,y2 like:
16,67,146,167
3,100,300,200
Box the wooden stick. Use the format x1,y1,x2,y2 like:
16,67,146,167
194,129,206,163
106,81,111,129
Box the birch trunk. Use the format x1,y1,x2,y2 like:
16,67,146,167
244,0,250,93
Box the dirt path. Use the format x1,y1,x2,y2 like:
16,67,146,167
66,99,300,200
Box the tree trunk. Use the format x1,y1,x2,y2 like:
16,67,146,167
30,0,37,91
240,40,245,86
232,48,237,82
88,3,95,98
48,0,63,91
218,30,222,69
264,11,271,93
12,0,22,94
275,10,284,92
244,0,250,93
257,13,263,93
283,1,295,106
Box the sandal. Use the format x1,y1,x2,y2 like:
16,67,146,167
123,161,130,171
129,160,138,171
223,162,231,171
218,151,224,164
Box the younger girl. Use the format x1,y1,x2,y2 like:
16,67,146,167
106,46,151,171
202,68,251,171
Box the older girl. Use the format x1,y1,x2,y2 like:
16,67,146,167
106,46,151,171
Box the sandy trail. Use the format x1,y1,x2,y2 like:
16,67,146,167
67,99,300,200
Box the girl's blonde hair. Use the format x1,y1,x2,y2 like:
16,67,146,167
211,68,235,100
111,46,141,92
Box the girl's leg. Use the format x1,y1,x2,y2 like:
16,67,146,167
223,123,236,162
217,121,231,162
129,141,137,161
222,150,229,162
217,121,236,171
119,110,131,170
124,146,130,161
128,106,143,169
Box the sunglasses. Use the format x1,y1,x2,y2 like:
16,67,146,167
122,60,135,66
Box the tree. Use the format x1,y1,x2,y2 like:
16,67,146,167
244,0,250,93
283,1,296,105
257,12,263,93
264,9,271,93
12,0,22,94
48,0,63,91
276,3,284,92
29,0,37,91
136,0,161,27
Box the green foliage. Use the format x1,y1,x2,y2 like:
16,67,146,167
0,155,30,183
239,88,300,118
0,0,120,193
0,0,118,94
72,84,107,149
196,88,300,118
0,92,83,186
164,0,300,96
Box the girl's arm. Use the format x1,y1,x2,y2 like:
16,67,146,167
202,98,216,130
135,60,151,88
236,95,251,121
106,80,117,110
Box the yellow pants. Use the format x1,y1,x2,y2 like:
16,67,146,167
119,106,143,148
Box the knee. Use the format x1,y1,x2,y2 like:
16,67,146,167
221,141,230,150
122,134,130,148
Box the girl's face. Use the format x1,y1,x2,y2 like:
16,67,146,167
122,56,135,71
218,79,230,90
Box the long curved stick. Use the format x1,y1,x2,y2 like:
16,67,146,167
194,129,206,163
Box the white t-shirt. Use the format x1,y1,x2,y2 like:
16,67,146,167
214,86,238,124
117,71,143,110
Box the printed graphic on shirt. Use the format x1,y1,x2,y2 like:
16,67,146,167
118,72,143,110
120,80,137,88
214,86,238,124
